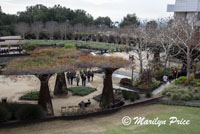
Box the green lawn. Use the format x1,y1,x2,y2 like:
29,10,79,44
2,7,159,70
22,40,128,51
0,105,199,134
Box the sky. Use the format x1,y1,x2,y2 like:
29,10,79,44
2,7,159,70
0,0,175,22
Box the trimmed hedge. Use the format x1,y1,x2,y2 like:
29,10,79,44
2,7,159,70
20,91,39,101
68,86,97,96
122,90,140,102
0,103,46,123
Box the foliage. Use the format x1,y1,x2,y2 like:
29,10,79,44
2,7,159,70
145,91,152,98
120,78,132,86
0,103,45,122
22,44,37,52
3,48,80,75
153,68,173,81
64,43,76,49
22,40,129,51
163,84,200,101
67,86,97,96
16,105,45,120
77,55,130,69
20,91,40,100
134,80,160,89
0,106,11,123
175,76,200,86
122,90,140,101
120,13,140,27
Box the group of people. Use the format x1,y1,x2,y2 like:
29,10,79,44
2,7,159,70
163,66,187,83
66,70,94,87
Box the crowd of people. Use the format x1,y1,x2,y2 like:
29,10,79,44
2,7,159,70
163,65,187,83
66,70,94,87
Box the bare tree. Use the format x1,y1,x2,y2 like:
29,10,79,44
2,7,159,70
59,22,71,40
15,22,29,39
169,17,200,82
45,21,58,40
130,25,150,74
31,21,43,40
156,19,181,70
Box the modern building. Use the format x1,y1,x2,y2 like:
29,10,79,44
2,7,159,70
167,0,200,21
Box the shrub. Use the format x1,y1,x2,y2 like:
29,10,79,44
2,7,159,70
68,86,97,96
122,91,140,101
22,44,37,52
64,43,76,49
16,105,45,120
175,76,187,85
120,78,132,86
20,91,40,100
146,92,152,98
0,106,11,123
122,90,129,100
130,96,135,102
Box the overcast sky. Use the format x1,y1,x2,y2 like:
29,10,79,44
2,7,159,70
0,0,175,22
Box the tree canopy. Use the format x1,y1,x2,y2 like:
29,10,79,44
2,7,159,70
120,13,140,28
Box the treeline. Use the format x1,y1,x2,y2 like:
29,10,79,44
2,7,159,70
0,4,140,37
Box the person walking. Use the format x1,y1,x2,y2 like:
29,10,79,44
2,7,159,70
90,71,94,81
87,70,91,82
81,73,87,87
66,72,70,85
163,74,168,84
76,74,80,86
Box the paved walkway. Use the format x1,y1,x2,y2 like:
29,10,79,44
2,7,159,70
152,81,175,95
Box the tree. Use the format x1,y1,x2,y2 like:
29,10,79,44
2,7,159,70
120,13,140,28
77,55,130,108
3,48,81,115
94,16,113,27
169,17,200,82
130,25,150,74
14,22,29,39
31,21,43,40
59,22,71,40
45,21,58,40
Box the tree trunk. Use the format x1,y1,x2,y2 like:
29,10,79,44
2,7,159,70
138,52,143,74
54,72,68,95
100,68,116,108
187,46,191,83
164,55,169,70
37,74,54,115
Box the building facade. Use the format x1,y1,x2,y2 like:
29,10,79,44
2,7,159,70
167,0,200,21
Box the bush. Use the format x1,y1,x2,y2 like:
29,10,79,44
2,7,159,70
16,105,45,120
68,86,97,96
122,90,129,100
22,44,37,52
122,91,140,101
0,106,11,123
146,92,152,98
130,96,135,102
120,78,132,86
64,43,76,49
175,76,187,85
20,91,40,100
163,84,200,101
